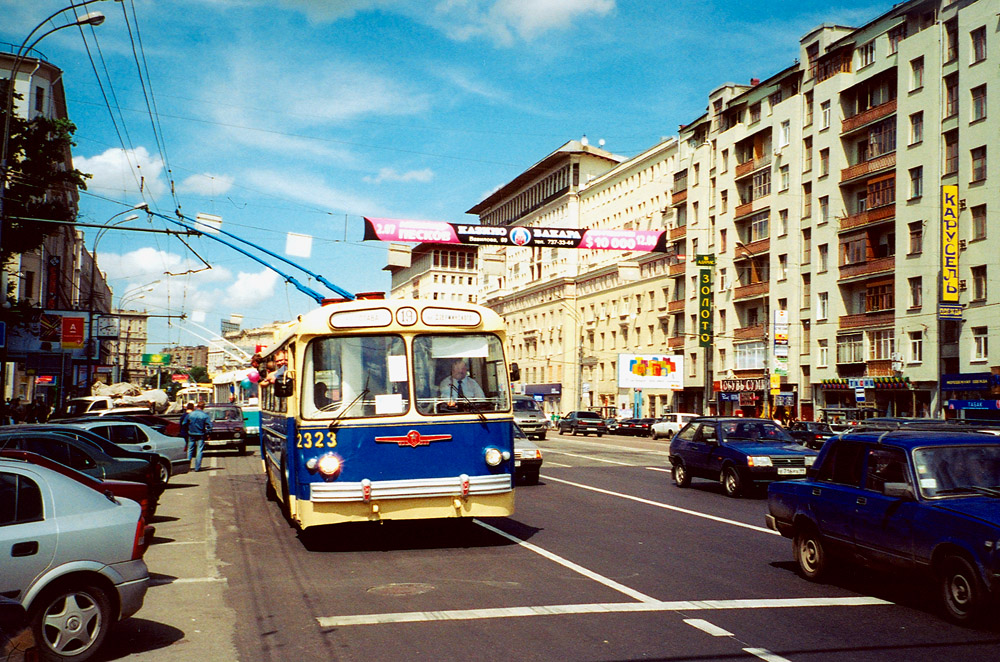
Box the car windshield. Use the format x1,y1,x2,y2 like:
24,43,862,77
208,408,240,422
721,421,794,443
514,399,541,413
913,444,1000,498
578,412,601,419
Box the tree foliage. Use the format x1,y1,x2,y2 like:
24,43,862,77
1,93,91,265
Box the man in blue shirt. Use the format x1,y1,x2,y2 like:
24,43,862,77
185,401,213,472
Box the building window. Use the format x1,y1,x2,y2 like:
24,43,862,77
779,120,790,147
944,74,959,118
971,85,987,122
817,291,828,320
944,131,959,175
802,182,812,218
780,165,789,191
909,112,923,145
802,228,812,264
34,85,45,113
945,18,958,62
909,331,923,363
837,334,864,363
778,254,788,280
867,330,895,361
909,166,923,199
750,212,769,242
971,146,987,182
752,169,771,200
819,196,829,224
972,265,987,301
802,274,811,309
859,40,876,68
820,101,830,129
749,102,761,123
818,243,828,272
804,91,814,125
866,284,894,312
721,149,729,172
909,276,922,308
973,327,989,361
972,204,987,240
910,57,924,90
720,189,728,213
889,25,906,54
778,209,788,236
819,148,829,177
803,137,812,172
689,352,697,377
971,26,987,64
817,339,829,367
908,221,923,254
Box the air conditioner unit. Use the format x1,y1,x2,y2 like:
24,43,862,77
959,239,967,251
959,279,968,291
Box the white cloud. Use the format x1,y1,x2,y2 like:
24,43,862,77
431,0,615,44
225,270,281,306
74,147,168,200
243,169,383,216
179,173,235,196
364,168,434,184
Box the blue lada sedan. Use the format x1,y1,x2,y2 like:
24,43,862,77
669,417,817,497
767,429,1000,624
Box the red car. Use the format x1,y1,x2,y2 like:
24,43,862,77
0,449,156,520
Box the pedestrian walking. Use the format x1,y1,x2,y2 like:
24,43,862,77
185,401,213,472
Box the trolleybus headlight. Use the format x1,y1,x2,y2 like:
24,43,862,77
484,447,503,467
307,453,343,480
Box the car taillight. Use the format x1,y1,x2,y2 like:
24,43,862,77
132,517,154,560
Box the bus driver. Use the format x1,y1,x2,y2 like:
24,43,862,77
438,358,485,400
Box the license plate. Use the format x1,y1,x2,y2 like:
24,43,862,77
515,460,522,467
777,467,806,476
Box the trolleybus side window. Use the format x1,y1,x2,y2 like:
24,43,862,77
412,333,509,415
302,335,409,419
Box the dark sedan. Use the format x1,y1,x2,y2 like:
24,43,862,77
787,421,835,449
618,418,656,437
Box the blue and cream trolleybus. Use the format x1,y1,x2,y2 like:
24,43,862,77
258,295,516,529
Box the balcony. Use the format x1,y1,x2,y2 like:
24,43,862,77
866,359,894,377
734,195,770,220
668,299,685,313
839,204,895,231
840,152,896,183
838,311,894,330
669,225,687,240
733,324,766,341
841,99,897,134
734,237,770,259
668,335,686,349
669,261,686,277
838,256,895,281
734,154,772,179
671,188,688,206
733,281,770,301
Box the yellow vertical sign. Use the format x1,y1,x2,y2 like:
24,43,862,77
941,185,960,302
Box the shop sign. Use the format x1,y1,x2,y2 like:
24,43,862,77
941,373,997,391
947,400,1000,411
739,392,758,405
720,378,767,392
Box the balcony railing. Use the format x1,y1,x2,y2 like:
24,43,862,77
669,225,687,240
734,154,772,179
841,99,897,134
838,256,895,281
671,188,688,205
733,281,770,300
840,152,896,183
735,237,770,258
866,359,894,377
734,195,770,219
668,335,685,349
733,324,766,341
838,311,894,329
669,261,686,276
668,299,685,312
839,204,895,231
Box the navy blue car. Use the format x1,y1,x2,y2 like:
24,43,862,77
668,417,817,497
766,429,1000,624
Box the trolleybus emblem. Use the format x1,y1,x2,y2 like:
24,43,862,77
375,430,453,447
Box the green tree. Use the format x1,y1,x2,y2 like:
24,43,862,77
1,92,91,267
188,366,210,384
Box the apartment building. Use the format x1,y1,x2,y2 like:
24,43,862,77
385,242,479,303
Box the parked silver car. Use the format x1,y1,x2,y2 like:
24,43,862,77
0,458,151,661
65,420,189,483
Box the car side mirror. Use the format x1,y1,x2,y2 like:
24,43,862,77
883,482,914,500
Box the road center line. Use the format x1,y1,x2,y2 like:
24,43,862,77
473,519,659,603
551,437,672,455
316,596,889,628
683,618,733,637
544,450,642,466
744,648,793,662
543,476,780,536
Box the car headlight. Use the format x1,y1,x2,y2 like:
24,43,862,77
804,456,816,467
747,456,773,467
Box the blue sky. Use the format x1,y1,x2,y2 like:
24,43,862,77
2,0,885,352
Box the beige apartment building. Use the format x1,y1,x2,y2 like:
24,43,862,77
393,0,999,421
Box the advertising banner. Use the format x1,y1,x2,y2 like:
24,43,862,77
941,185,960,303
142,353,172,366
697,255,714,348
364,217,671,253
61,316,85,349
617,354,683,390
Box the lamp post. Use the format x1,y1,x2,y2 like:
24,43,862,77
84,204,148,393
0,1,110,402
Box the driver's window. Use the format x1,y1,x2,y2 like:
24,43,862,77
697,423,717,443
413,334,509,415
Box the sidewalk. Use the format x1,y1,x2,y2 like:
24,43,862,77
101,456,238,660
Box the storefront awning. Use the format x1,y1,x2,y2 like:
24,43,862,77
525,383,562,396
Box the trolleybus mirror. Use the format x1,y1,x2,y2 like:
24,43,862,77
510,362,520,382
275,376,294,398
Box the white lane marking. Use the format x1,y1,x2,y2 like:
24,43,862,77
683,618,733,637
545,450,642,466
551,437,672,456
151,577,228,586
316,596,889,627
744,648,793,662
543,476,780,536
544,461,572,468
646,467,671,473
473,519,659,603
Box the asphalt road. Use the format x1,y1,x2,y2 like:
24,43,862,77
97,431,1000,661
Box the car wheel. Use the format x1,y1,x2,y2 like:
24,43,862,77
649,431,658,440
672,461,691,488
940,554,986,624
238,440,248,455
157,460,171,485
536,432,546,441
31,582,112,662
721,465,743,498
264,470,277,501
794,527,828,581
597,433,603,437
